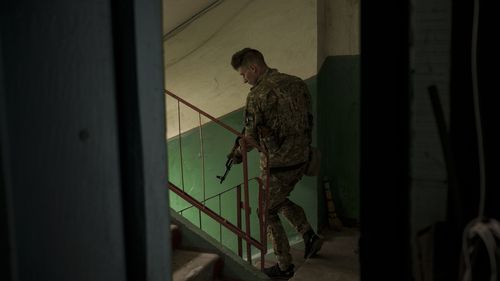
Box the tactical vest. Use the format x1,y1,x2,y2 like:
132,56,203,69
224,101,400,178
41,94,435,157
261,75,311,143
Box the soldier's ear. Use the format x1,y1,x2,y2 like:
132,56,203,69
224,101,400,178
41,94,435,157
248,64,257,73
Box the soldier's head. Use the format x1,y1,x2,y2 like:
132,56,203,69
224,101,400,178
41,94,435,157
231,48,268,86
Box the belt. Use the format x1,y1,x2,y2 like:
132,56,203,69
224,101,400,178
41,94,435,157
269,162,306,173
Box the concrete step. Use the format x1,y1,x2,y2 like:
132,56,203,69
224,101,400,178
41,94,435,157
172,249,222,281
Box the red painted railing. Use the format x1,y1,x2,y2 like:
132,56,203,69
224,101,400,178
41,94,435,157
164,90,270,270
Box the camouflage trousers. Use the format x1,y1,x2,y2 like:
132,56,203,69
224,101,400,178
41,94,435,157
262,164,312,271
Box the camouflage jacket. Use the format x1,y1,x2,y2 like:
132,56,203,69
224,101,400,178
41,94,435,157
244,68,313,169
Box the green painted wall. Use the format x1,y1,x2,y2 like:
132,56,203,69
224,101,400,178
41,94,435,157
317,55,360,224
167,79,319,256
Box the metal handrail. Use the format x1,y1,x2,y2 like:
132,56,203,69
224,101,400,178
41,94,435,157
165,89,270,270
165,90,242,136
176,177,261,214
168,181,263,249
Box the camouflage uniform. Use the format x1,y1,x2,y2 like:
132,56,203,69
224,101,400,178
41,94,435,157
243,68,313,270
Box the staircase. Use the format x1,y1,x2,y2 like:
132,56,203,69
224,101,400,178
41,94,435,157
170,213,271,281
171,224,223,281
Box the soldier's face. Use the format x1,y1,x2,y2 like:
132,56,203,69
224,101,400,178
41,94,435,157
238,65,258,86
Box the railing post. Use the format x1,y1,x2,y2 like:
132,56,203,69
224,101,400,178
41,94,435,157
257,177,266,271
240,139,252,264
236,184,242,257
219,195,222,243
198,113,206,204
199,209,202,230
263,157,270,270
176,100,185,191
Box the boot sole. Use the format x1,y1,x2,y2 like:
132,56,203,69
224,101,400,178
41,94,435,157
305,237,324,259
268,274,294,280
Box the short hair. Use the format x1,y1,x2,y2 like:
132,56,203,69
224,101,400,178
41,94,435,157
231,48,266,70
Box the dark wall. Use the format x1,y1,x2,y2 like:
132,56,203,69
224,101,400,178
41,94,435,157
317,55,360,225
360,1,410,281
359,0,497,280
0,1,170,280
446,1,498,280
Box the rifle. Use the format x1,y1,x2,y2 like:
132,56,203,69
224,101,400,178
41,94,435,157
216,128,244,184
216,156,234,184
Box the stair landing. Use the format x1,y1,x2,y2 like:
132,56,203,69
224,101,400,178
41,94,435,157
254,227,360,281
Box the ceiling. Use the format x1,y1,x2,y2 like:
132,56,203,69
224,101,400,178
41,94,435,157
162,0,220,36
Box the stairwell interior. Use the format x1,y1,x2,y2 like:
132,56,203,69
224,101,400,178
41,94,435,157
162,1,361,280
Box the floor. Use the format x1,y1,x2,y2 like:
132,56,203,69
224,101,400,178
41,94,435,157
256,227,360,281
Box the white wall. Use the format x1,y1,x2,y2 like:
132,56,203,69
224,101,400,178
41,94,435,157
163,0,317,138
318,0,360,67
162,0,219,34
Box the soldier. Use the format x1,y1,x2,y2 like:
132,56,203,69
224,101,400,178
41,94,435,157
228,48,323,280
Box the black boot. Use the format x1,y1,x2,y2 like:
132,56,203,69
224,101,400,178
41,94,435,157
303,229,324,259
263,263,294,280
